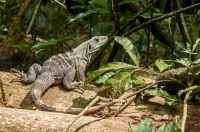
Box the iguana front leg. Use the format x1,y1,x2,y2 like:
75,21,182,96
10,63,42,83
62,67,84,91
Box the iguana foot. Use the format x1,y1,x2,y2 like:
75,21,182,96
10,68,34,83
64,81,84,93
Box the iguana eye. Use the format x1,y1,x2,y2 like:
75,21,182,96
94,38,100,42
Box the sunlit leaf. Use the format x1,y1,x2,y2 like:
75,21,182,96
176,58,192,67
178,85,200,96
155,59,172,72
192,38,200,52
31,35,75,51
145,88,181,105
114,36,140,67
132,76,144,85
95,72,115,84
67,8,109,24
97,70,133,98
137,118,153,132
0,34,6,39
85,62,136,84
0,0,5,3
156,121,182,132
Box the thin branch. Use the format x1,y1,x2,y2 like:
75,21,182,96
181,90,192,132
0,0,31,52
26,0,42,34
53,0,66,9
123,3,200,36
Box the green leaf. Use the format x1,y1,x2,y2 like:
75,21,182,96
38,12,46,28
97,70,133,98
0,34,6,39
0,0,6,3
114,36,140,67
31,35,75,51
91,22,112,37
17,40,32,56
192,38,200,52
137,118,153,132
95,72,115,84
178,85,200,96
128,122,136,132
91,0,108,8
85,62,136,84
132,76,145,85
176,58,192,67
145,88,181,105
156,121,182,132
155,59,172,72
67,8,109,24
120,0,141,5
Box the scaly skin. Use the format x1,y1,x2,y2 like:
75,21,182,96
11,36,108,113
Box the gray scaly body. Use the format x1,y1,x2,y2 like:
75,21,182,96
11,36,108,113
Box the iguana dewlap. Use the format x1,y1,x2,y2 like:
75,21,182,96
11,36,108,113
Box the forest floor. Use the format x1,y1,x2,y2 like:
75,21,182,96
0,71,200,131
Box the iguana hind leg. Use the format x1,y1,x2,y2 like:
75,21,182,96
10,63,42,83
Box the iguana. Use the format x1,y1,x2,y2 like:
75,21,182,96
11,36,108,113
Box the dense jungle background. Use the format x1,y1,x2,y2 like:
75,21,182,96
1,0,200,131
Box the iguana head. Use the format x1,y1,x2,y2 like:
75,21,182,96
72,36,108,61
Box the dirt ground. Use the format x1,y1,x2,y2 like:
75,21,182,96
0,71,200,131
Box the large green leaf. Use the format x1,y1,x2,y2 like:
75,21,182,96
129,118,153,132
91,0,108,8
144,88,181,105
178,85,200,96
156,121,182,132
67,8,109,24
95,72,116,84
0,34,6,39
97,70,133,98
85,62,136,85
114,36,140,67
0,0,5,3
17,40,32,56
31,35,75,51
91,22,112,37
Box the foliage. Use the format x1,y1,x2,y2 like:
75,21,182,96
128,118,181,132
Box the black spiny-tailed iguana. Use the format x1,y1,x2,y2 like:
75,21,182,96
11,36,108,113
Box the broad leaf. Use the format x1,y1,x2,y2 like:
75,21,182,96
17,40,32,56
91,22,112,37
155,59,172,72
156,121,182,132
91,0,108,8
67,8,109,24
31,35,75,51
114,36,140,67
178,85,200,96
0,34,6,39
0,0,5,2
85,62,136,84
97,70,133,98
145,88,181,105
137,118,153,132
176,58,192,67
95,72,115,84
